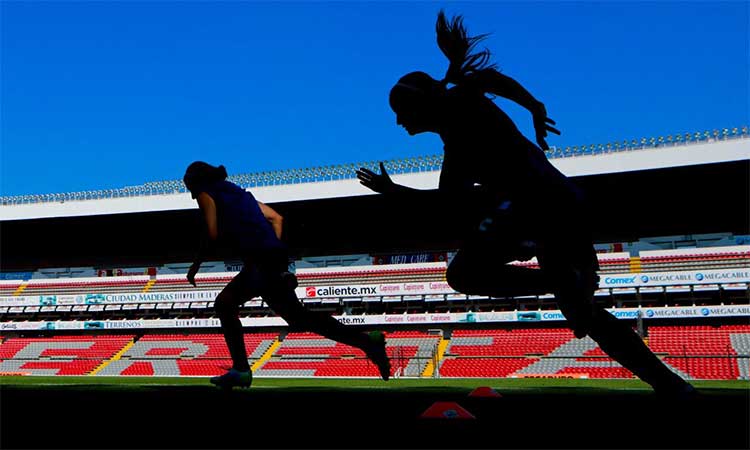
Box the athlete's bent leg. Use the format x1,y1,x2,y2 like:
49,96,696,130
446,248,554,298
585,307,694,394
214,268,262,373
259,262,391,380
544,245,694,395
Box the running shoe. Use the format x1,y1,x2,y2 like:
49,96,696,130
210,368,253,389
365,331,391,381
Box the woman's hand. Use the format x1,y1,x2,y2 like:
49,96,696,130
356,162,397,194
532,103,560,151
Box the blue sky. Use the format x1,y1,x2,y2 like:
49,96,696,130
1,1,747,196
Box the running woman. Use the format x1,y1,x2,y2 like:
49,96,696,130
184,161,390,388
357,11,694,396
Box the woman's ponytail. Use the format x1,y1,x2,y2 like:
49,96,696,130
436,10,498,90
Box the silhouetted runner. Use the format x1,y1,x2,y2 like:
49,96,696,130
184,161,390,388
357,11,694,396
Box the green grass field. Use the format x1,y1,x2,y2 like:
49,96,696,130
2,375,747,391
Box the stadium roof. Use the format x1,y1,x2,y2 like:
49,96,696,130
1,126,748,221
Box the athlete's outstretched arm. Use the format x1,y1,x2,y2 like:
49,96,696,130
356,162,422,196
187,192,218,286
357,159,484,202
473,70,560,150
475,70,541,111
258,201,283,240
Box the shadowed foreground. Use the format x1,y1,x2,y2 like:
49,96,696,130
1,381,748,449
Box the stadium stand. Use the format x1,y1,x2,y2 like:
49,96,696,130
2,246,747,299
638,246,750,272
0,335,134,375
437,325,749,380
296,264,447,284
650,325,750,380
255,331,439,378
446,328,575,356
0,280,24,297
95,333,278,376
20,275,151,296
509,252,633,273
145,273,229,292
1,325,747,379
1,244,745,327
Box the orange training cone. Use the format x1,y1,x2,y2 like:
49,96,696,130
469,386,502,398
419,401,476,419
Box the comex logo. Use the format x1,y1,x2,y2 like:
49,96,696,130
305,287,316,297
695,273,704,281
604,276,637,285
646,309,654,318
701,308,710,316
640,275,649,283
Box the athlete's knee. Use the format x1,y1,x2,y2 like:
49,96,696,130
586,307,622,334
277,271,298,291
214,292,238,318
563,317,589,339
558,301,595,339
276,302,313,329
263,286,307,323
259,267,298,294
445,263,470,293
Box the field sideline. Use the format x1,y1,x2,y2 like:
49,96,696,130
2,377,748,448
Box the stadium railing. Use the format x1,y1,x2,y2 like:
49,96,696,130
1,126,746,206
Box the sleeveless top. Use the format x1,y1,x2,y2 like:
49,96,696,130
193,180,285,256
